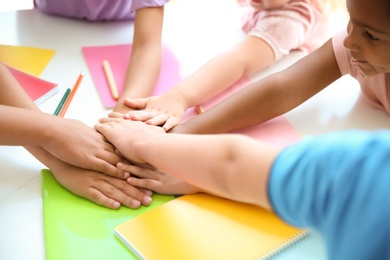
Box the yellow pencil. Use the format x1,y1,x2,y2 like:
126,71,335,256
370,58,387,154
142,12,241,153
102,60,119,100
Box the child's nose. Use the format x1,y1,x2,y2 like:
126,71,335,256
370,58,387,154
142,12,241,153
343,22,360,53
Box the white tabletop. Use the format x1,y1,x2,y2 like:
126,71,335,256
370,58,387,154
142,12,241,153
1,1,389,259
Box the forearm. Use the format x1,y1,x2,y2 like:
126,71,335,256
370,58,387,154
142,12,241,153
171,40,340,135
171,73,288,134
0,105,59,146
0,62,54,145
136,133,279,208
24,145,62,171
173,50,247,108
121,45,161,99
114,7,164,112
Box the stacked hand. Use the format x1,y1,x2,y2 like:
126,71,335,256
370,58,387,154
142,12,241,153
120,89,188,132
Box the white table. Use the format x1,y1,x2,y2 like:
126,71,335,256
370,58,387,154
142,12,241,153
1,1,388,259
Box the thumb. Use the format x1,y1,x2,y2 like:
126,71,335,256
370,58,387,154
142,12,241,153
94,123,112,139
124,97,149,109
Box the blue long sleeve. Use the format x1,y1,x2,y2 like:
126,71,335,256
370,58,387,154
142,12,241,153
269,130,390,260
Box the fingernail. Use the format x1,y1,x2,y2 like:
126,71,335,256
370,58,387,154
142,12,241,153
131,200,141,208
112,201,121,209
144,190,153,196
143,196,152,206
122,171,130,179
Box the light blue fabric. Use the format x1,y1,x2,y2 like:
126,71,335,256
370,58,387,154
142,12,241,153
34,0,169,21
269,130,390,260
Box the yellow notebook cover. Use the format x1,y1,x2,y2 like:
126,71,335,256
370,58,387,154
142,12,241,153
115,193,309,260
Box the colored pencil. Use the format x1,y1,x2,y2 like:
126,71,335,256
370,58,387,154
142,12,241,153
102,60,119,100
58,71,85,117
53,88,71,116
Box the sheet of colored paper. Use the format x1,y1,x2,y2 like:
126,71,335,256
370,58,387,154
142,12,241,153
82,44,184,108
0,45,55,76
41,169,174,260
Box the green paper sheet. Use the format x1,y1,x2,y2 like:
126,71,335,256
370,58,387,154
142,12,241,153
41,169,174,260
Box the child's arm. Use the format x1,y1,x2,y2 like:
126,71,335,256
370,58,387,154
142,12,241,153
268,130,390,259
113,6,164,113
170,39,341,135
0,62,152,208
95,119,281,209
0,63,126,178
124,35,275,131
0,105,129,178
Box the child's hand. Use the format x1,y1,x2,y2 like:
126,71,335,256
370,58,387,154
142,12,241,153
95,118,165,164
43,118,127,179
51,160,153,209
122,90,188,131
117,162,201,195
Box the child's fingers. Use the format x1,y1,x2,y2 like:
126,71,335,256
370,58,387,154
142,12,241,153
123,97,148,109
85,180,146,209
117,162,155,179
107,111,125,118
94,123,115,139
124,110,156,121
116,162,136,174
84,189,122,209
100,176,153,207
162,117,180,132
127,176,161,192
94,159,130,179
145,114,170,127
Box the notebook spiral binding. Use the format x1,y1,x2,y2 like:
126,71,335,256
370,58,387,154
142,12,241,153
256,228,312,260
7,65,54,84
6,65,58,105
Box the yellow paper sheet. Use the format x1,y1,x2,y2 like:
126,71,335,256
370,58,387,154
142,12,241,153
0,45,55,76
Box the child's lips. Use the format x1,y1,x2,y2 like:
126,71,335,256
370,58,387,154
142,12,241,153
352,57,368,63
350,57,370,76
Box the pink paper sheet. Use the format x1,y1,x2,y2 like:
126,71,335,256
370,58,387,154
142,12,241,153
82,44,183,108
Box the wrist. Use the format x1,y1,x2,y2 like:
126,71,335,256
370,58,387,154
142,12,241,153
38,115,66,148
169,121,198,134
168,87,192,108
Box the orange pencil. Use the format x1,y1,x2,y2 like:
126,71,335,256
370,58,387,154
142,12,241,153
59,70,85,117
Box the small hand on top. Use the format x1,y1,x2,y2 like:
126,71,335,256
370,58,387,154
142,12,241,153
121,89,188,132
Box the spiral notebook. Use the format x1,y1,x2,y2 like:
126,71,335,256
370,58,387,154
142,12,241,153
7,65,58,104
115,193,310,260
